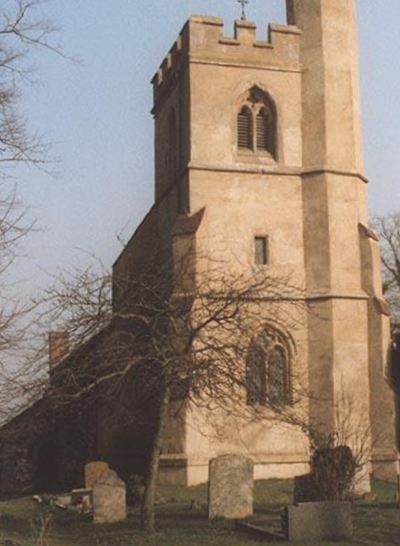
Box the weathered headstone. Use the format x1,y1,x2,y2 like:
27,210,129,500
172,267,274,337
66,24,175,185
85,461,109,489
293,473,320,503
208,454,253,520
92,469,126,524
283,501,353,541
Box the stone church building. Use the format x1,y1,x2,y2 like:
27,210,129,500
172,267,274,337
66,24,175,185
126,0,396,485
0,0,397,495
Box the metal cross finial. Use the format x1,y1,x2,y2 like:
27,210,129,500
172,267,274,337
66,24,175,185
238,0,249,21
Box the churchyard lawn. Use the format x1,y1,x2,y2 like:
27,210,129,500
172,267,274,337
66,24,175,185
0,479,398,546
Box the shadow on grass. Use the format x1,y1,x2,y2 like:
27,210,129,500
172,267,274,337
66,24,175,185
0,478,398,546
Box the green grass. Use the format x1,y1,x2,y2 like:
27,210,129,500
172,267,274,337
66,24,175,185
0,479,398,545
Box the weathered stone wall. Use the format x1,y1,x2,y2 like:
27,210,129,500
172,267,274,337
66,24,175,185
157,15,309,485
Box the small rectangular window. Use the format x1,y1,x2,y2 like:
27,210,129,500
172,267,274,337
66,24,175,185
254,236,268,265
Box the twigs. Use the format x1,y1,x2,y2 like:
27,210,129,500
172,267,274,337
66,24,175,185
0,0,67,175
371,212,400,329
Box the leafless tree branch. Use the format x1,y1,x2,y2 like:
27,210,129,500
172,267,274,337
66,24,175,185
371,212,400,329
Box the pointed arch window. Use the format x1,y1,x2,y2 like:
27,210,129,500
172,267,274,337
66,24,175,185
246,327,291,407
236,86,277,159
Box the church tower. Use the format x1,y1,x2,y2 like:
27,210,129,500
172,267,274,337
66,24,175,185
114,1,397,485
287,0,397,482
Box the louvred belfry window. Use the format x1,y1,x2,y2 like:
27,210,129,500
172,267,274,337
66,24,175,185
237,107,252,150
236,86,277,159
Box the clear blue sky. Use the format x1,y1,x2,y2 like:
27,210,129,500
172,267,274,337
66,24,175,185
11,0,400,291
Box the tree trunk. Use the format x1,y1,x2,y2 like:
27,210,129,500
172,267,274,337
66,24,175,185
141,384,171,532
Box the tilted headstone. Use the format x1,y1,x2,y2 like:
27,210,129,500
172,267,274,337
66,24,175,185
293,473,320,503
85,461,109,489
208,454,253,520
92,469,126,524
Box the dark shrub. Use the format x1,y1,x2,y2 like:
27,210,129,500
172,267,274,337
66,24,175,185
311,445,356,500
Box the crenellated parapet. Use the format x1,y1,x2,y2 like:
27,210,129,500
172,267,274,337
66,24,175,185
151,16,301,107
151,33,185,104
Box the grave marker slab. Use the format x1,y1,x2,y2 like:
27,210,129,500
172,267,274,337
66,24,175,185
284,501,352,541
208,454,253,520
92,469,126,524
293,473,320,503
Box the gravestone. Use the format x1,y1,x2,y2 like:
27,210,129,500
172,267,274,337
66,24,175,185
283,501,353,541
293,473,319,503
92,469,126,524
208,454,253,520
85,461,109,489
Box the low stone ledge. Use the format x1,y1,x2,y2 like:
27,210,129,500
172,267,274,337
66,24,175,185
235,518,286,541
284,501,353,542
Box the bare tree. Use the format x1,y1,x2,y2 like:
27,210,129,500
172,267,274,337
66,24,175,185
371,212,400,329
40,261,112,347
30,245,380,531
35,251,309,532
0,0,66,417
0,0,61,173
0,186,38,420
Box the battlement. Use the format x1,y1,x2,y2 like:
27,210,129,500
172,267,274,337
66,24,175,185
152,15,301,106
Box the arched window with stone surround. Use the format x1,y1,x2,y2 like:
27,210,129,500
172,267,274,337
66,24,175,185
236,86,277,159
246,326,291,407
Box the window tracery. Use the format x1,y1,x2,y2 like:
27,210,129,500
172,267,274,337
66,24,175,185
237,86,277,159
246,326,291,407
